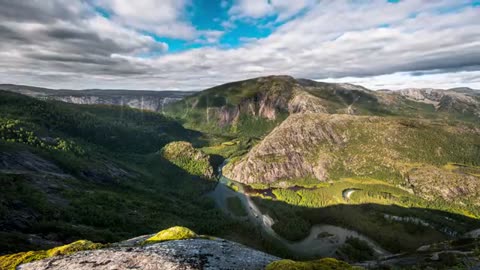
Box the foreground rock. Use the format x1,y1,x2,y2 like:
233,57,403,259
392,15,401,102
18,238,279,270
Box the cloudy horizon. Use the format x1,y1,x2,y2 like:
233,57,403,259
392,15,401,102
0,0,479,91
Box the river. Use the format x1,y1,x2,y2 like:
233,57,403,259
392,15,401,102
209,163,389,258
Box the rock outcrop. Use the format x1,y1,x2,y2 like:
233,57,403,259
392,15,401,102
17,238,278,270
223,113,348,184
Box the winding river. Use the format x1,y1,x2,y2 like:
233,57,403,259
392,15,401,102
209,164,389,258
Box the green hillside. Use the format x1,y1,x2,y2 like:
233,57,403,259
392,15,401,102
0,91,235,254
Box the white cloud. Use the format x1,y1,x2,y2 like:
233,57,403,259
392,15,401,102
0,0,479,90
322,71,480,90
229,0,315,21
97,0,197,39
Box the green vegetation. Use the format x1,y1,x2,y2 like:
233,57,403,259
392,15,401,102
338,237,374,262
161,141,213,178
265,258,360,270
143,226,197,245
164,76,291,136
255,177,480,219
2,75,480,266
0,240,102,270
0,91,244,255
226,196,247,217
256,195,480,253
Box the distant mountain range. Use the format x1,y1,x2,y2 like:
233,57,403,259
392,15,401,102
0,84,196,112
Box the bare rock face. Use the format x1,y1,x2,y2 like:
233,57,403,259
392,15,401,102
399,88,444,103
288,89,327,114
397,88,480,117
407,166,480,202
18,239,279,270
223,113,348,184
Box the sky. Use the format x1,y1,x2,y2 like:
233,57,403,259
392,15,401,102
0,0,479,91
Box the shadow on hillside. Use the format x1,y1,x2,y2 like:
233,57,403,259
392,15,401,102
210,178,480,260
3,148,480,264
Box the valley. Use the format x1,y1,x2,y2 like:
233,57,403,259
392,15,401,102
1,76,480,269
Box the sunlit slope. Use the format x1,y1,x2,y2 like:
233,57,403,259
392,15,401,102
224,113,480,211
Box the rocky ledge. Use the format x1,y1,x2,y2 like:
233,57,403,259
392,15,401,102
17,238,278,270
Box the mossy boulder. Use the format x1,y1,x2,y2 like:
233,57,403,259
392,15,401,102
161,141,214,179
0,240,102,270
265,258,361,270
143,226,197,245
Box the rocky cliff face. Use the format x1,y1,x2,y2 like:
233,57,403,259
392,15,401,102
223,113,347,184
0,84,194,112
223,113,480,203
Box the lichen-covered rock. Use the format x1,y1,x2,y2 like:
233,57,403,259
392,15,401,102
162,141,214,179
18,239,279,270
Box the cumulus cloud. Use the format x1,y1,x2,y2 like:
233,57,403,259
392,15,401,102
0,0,479,90
97,0,196,39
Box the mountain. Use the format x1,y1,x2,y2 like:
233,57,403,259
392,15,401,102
164,76,480,139
390,87,480,120
0,84,195,112
166,76,480,262
2,76,480,269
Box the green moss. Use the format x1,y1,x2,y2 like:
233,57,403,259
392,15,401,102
46,240,103,257
143,226,197,245
265,258,360,270
0,240,102,270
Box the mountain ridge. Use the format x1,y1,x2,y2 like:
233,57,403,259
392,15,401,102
0,84,195,113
